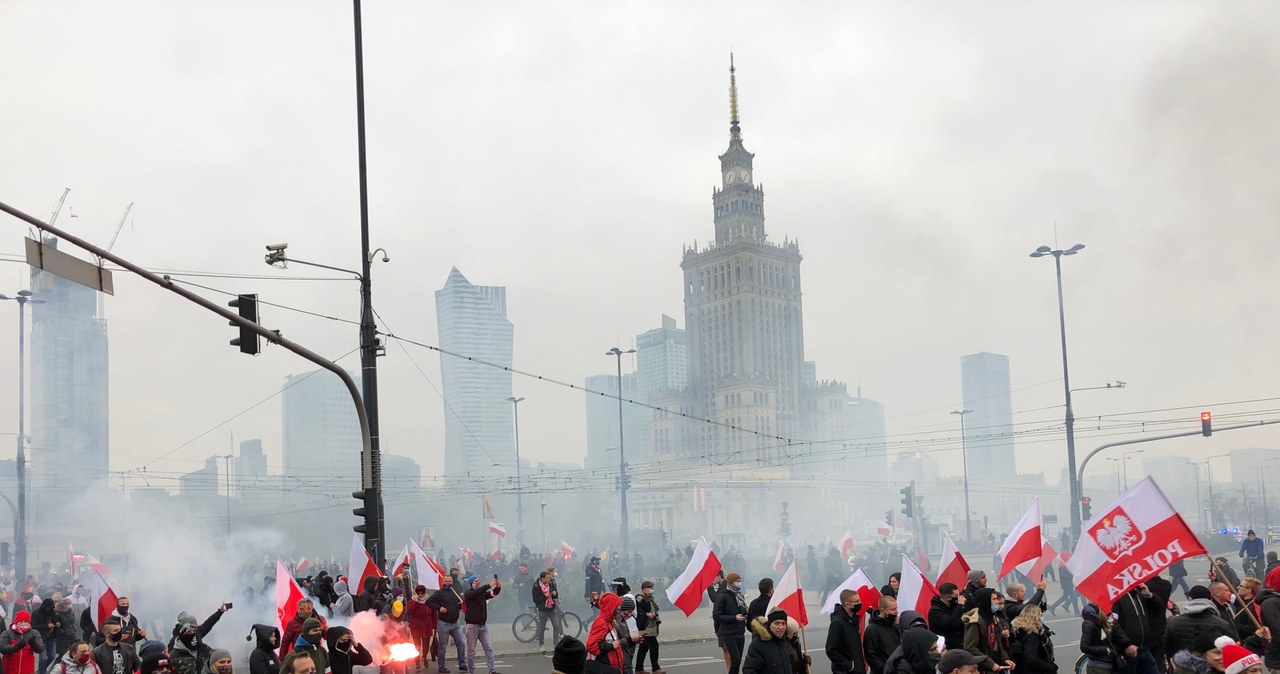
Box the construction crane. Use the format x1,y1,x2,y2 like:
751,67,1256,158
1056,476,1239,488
104,202,133,253
47,188,70,227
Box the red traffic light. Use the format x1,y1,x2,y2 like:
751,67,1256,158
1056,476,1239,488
1201,411,1212,422
1201,411,1213,437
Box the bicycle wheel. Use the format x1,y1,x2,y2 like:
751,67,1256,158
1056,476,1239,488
1074,654,1088,674
512,613,539,643
561,611,583,639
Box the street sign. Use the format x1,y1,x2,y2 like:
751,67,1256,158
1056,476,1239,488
25,237,114,294
1044,514,1059,524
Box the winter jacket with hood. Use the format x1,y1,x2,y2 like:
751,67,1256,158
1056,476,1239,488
1080,605,1116,670
882,611,928,674
331,581,354,618
1109,590,1160,654
713,587,749,638
169,609,225,674
742,616,793,674
32,600,57,642
51,606,78,653
929,595,966,650
279,634,327,674
405,595,437,637
1163,600,1232,657
1011,625,1056,674
890,628,939,674
824,603,865,674
1255,567,1280,667
586,593,625,672
324,626,372,674
462,581,500,626
355,577,384,615
278,612,327,662
247,624,281,674
1,622,46,674
861,610,899,674
47,649,103,674
962,588,1011,673
1171,650,1215,674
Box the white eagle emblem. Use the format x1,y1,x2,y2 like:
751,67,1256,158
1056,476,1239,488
1089,507,1145,561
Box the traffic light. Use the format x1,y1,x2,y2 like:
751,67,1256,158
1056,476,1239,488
1,542,10,567
228,294,260,355
885,510,893,526
1081,496,1092,521
779,522,791,537
1201,411,1213,437
900,485,915,518
352,489,373,535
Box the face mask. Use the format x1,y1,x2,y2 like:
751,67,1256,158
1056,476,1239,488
991,604,1001,614
305,633,322,645
14,624,30,635
77,654,93,664
117,607,130,616
731,582,742,591
927,653,942,667
215,666,232,674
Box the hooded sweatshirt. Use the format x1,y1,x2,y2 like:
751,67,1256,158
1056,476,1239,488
882,611,928,674
331,581,354,618
1164,599,1232,657
586,594,625,672
50,650,103,674
247,624,280,674
169,610,225,674
279,620,326,674
893,628,940,674
324,627,372,674
962,588,1010,672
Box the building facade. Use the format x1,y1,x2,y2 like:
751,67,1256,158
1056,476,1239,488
434,267,515,481
960,352,1016,481
584,373,646,469
281,368,362,495
636,315,688,401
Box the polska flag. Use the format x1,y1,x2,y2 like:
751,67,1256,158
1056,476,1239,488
1067,476,1205,612
936,532,971,589
275,559,306,631
897,553,939,622
998,499,1042,579
348,534,386,594
665,537,722,616
820,568,881,615
767,560,808,627
89,571,118,629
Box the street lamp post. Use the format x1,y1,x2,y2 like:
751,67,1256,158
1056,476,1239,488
1,290,43,583
540,501,548,555
507,396,526,543
950,409,973,543
1189,460,1206,532
1120,449,1145,490
606,346,635,567
1030,242,1086,542
1204,453,1230,531
1106,458,1123,493
217,454,233,537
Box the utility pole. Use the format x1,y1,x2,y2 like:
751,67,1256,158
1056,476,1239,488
507,396,526,544
218,454,233,537
606,346,634,568
1,290,41,584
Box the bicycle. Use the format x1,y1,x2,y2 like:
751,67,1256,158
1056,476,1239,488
512,604,583,643
1244,556,1263,580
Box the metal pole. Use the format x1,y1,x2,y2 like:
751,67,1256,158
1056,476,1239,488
953,410,973,543
1193,465,1203,532
220,454,232,538
612,350,630,566
1122,456,1128,491
508,397,525,544
351,0,384,564
15,297,26,583
1207,462,1215,531
1053,253,1082,543
540,501,547,556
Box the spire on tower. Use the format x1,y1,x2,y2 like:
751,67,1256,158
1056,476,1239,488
729,52,740,132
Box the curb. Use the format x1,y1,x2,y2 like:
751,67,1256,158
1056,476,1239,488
497,635,717,659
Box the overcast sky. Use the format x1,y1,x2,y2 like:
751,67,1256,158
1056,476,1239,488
2,1,1279,492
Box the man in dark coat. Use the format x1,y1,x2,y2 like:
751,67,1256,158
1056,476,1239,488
1109,585,1162,674
742,610,793,674
325,626,372,674
825,590,865,674
168,605,229,674
748,580,774,624
1164,587,1232,657
862,596,899,674
929,584,967,650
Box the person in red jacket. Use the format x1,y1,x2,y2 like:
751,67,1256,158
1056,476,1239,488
586,594,626,672
279,600,327,661
405,585,438,670
1,610,45,674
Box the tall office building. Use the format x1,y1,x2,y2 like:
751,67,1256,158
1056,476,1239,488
636,315,688,401
235,439,267,496
847,394,889,486
584,373,646,468
435,268,514,480
28,237,110,507
281,368,362,494
682,59,805,467
960,352,1016,481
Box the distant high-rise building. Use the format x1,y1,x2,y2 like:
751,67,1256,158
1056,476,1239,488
585,373,645,469
28,237,110,507
961,352,1016,481
847,394,889,485
682,59,805,468
636,315,688,401
235,439,267,496
383,454,423,493
435,268,514,480
179,456,219,498
282,368,362,495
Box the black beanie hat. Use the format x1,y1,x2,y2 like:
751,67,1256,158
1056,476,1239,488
140,654,171,674
1188,585,1212,600
553,636,587,674
767,609,788,624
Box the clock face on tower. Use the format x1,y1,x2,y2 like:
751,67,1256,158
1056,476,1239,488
725,170,736,184
740,169,750,183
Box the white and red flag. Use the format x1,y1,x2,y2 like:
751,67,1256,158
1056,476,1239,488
348,534,386,595
767,560,809,627
936,532,971,589
560,541,576,560
410,539,444,590
773,541,787,572
89,571,117,629
820,568,881,615
296,557,311,574
665,536,722,616
897,553,939,620
275,559,307,635
876,522,894,536
1016,538,1058,585
998,499,1042,578
1067,476,1205,612
489,523,507,538
391,545,411,576
838,531,855,560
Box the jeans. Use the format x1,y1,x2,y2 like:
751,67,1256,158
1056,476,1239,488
636,636,660,670
465,624,495,674
536,610,562,647
1171,576,1191,596
722,634,744,674
436,621,466,670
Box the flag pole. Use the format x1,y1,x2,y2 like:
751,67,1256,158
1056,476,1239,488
1205,553,1264,630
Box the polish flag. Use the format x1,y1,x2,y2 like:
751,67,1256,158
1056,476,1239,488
89,571,118,629
348,534,386,595
877,523,894,536
1016,538,1058,585
773,541,787,572
766,560,809,627
998,499,1042,579
410,539,444,590
936,532,971,589
391,545,411,576
820,568,881,615
489,523,507,538
838,531,855,560
82,553,111,576
275,559,306,633
1067,477,1205,612
560,541,576,560
897,554,939,621
665,536,722,616
490,548,502,561
296,557,311,574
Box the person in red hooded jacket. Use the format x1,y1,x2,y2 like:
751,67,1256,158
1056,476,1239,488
0,610,46,674
587,593,626,672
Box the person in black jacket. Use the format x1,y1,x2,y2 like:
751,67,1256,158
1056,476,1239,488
1080,604,1118,674
462,575,501,674
962,588,1012,673
748,580,774,624
168,605,230,674
714,573,749,674
325,627,372,674
930,584,967,650
424,575,467,673
1111,585,1162,674
1010,606,1056,674
742,610,793,674
246,624,280,674
1146,575,1175,674
889,627,940,674
881,574,901,600
862,596,899,674
825,590,864,674
963,571,989,608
